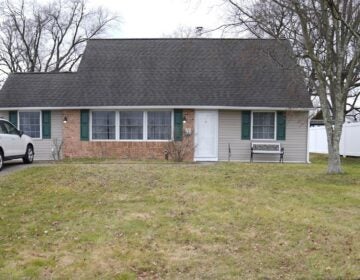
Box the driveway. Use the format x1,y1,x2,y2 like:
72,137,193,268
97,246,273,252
0,160,40,175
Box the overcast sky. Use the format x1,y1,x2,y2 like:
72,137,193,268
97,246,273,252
87,0,227,38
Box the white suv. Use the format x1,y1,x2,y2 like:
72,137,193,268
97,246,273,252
0,118,34,171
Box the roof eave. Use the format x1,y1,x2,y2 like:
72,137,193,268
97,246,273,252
0,105,313,111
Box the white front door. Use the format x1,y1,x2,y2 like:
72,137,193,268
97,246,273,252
194,110,218,161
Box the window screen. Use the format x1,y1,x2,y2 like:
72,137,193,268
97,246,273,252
147,111,172,140
120,111,143,140
252,112,275,140
19,112,40,138
92,111,116,140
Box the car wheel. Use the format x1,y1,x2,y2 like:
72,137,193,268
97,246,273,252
23,145,34,164
0,151,3,171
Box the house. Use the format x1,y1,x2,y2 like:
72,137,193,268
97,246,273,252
310,109,360,126
0,39,312,162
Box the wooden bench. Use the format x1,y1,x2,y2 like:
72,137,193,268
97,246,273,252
250,142,284,163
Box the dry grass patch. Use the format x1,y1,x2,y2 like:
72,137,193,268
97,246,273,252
0,154,359,279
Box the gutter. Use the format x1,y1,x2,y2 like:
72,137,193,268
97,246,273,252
0,106,313,111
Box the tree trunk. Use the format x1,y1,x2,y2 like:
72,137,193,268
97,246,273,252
327,141,342,174
325,125,343,174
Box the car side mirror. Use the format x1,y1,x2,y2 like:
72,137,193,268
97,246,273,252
18,130,23,137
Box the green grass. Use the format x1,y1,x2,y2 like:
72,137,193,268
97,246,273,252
0,155,359,279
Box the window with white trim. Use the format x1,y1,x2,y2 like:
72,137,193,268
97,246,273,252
120,111,143,140
92,111,116,140
19,111,41,138
90,110,173,141
147,111,172,140
252,112,275,140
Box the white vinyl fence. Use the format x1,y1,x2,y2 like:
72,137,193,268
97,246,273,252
309,126,328,154
309,122,360,156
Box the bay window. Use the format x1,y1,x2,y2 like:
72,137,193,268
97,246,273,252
19,111,41,138
252,112,275,140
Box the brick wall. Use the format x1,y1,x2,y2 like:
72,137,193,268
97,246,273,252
62,109,195,161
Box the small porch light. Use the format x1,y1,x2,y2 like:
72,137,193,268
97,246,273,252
182,115,187,124
63,116,68,124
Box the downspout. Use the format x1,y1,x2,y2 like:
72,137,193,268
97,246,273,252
307,111,312,163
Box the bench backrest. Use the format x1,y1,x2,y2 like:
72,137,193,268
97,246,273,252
251,142,281,153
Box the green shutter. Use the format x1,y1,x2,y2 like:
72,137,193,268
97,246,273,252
9,111,18,128
80,110,89,141
174,109,183,141
42,111,51,139
241,111,251,140
277,111,286,140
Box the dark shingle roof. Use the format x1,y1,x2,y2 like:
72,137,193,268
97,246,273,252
0,38,312,109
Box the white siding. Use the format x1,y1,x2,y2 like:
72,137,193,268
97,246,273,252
33,111,63,160
0,110,63,160
218,110,309,163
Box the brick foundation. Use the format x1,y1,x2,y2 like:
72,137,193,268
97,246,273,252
62,109,195,161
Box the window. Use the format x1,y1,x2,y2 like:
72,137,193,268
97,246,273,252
252,112,275,140
120,111,143,140
0,121,18,135
19,112,40,138
147,111,172,140
92,111,116,140
2,121,19,135
0,121,5,134
89,110,173,141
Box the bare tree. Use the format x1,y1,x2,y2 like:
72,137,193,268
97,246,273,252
51,138,63,160
165,136,195,162
0,0,117,76
221,0,360,174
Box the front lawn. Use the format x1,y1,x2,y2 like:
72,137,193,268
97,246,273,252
0,155,359,279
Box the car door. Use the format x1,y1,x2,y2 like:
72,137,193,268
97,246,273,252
2,121,24,156
0,120,15,157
